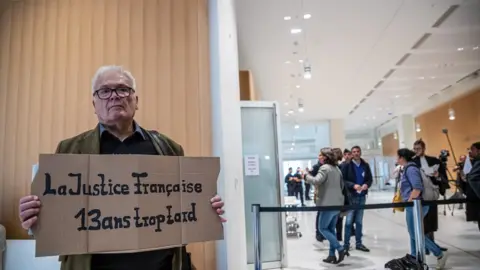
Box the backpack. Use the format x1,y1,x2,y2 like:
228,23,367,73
385,254,426,270
404,164,440,201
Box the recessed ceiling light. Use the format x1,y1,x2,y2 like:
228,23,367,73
284,102,289,105
473,46,479,50
284,16,292,21
418,76,425,80
457,47,464,51
298,107,304,112
303,14,312,19
290,28,302,34
288,109,294,114
296,85,300,88
292,142,295,146
298,59,303,63
290,147,294,151
395,95,400,98
285,60,291,64
430,76,436,79
294,124,300,129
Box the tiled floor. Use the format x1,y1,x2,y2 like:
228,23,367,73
280,191,480,270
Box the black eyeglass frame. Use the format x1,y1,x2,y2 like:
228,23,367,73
93,87,135,100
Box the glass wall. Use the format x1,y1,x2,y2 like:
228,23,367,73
240,102,284,268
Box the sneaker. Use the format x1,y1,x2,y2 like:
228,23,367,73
356,244,370,252
436,252,448,269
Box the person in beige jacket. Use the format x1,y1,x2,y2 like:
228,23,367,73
306,147,347,265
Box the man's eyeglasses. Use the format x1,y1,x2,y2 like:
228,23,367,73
94,87,134,100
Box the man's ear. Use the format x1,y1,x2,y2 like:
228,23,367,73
135,96,139,110
92,100,97,114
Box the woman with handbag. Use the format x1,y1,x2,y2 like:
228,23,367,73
306,148,348,264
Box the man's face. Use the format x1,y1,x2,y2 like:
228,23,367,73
92,70,138,125
351,148,361,160
470,146,479,158
344,152,352,161
413,144,425,157
459,155,466,163
288,168,292,174
296,167,301,173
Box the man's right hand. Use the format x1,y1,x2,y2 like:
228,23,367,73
19,195,41,230
353,184,362,191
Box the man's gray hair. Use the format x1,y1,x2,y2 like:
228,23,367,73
91,65,136,93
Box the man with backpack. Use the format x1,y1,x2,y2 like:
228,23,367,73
413,139,448,252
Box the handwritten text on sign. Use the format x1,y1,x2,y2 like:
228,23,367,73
31,154,223,257
43,172,202,232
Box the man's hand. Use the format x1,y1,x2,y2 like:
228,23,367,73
432,171,439,177
361,184,368,191
19,195,41,230
210,195,226,222
353,184,362,191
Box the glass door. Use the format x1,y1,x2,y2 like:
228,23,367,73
240,101,285,269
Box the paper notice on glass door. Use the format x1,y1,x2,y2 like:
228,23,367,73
244,155,260,176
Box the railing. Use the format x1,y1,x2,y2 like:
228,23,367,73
251,198,471,270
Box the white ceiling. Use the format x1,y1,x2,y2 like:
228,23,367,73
236,0,480,134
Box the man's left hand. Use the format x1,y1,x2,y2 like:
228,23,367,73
361,184,368,191
211,195,226,222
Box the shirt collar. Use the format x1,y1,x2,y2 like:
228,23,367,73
353,159,361,166
99,121,146,140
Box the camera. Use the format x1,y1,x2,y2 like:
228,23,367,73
439,149,450,163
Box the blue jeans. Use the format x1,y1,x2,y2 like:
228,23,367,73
405,205,443,257
344,195,366,248
318,210,343,256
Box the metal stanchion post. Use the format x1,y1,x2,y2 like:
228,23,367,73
252,204,262,270
412,199,426,265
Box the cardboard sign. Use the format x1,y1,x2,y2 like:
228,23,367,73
31,154,223,257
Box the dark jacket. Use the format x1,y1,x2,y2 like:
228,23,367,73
466,157,480,222
341,159,373,195
412,155,445,234
54,125,187,270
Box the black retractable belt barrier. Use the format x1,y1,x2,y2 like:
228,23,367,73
252,198,478,270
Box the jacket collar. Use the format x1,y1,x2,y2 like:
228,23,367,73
77,124,165,155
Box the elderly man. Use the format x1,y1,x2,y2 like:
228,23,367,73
18,66,226,270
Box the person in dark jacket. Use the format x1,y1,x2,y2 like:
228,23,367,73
466,142,480,230
341,146,372,252
412,139,448,252
284,167,296,196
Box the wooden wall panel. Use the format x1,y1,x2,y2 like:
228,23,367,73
0,0,215,269
239,70,257,101
381,132,398,157
415,88,480,170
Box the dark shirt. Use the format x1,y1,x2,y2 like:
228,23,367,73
91,125,175,270
293,172,303,186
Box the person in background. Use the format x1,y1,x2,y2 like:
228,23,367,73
341,146,372,252
311,159,325,242
293,167,306,206
17,65,225,270
342,149,352,165
340,148,356,236
306,148,348,264
412,139,448,252
284,167,296,196
332,148,345,242
453,155,467,194
396,148,448,269
466,142,480,231
304,167,312,201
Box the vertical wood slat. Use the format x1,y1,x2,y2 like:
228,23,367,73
0,0,215,269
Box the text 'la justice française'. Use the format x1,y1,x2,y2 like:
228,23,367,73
42,172,203,197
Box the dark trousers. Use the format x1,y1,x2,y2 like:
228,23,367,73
294,185,304,205
336,216,343,241
287,184,295,196
305,183,311,200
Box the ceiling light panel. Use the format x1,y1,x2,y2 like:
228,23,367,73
290,28,302,34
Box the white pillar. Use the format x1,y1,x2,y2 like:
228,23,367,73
329,119,346,149
209,0,248,270
396,114,416,149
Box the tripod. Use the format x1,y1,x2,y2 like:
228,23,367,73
445,167,465,216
